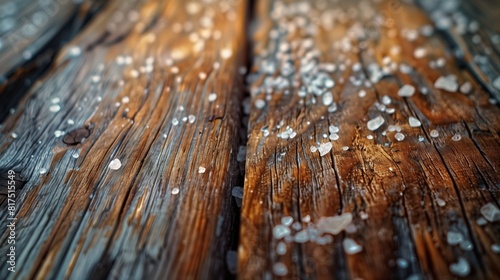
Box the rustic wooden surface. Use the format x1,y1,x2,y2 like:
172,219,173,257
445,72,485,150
0,0,246,279
239,0,500,279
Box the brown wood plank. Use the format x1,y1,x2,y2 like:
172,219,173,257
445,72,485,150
0,0,246,278
239,0,500,279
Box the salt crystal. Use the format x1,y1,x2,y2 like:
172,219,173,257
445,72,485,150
397,258,409,268
255,99,266,109
281,216,293,226
435,76,459,92
198,166,206,174
317,142,332,157
342,146,349,151
480,203,500,222
91,75,101,83
329,133,339,141
477,217,487,226
273,262,288,276
398,85,415,97
460,82,472,94
381,95,391,105
436,198,446,207
49,104,61,113
394,133,404,141
449,258,470,277
451,134,461,141
358,90,367,98
276,242,287,255
343,238,362,255
220,48,233,59
409,117,421,127
294,230,309,243
208,93,217,102
310,146,317,153
39,168,47,175
109,159,122,170
72,153,79,159
172,188,179,195
460,240,473,251
322,91,334,106
367,116,385,131
493,76,500,90
122,96,130,103
413,47,427,58
188,115,196,123
273,225,291,239
447,231,464,245
317,213,352,235
68,46,82,56
54,130,64,137
492,244,500,253
430,130,439,138
11,132,17,138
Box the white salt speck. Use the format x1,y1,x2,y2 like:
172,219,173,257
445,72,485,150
11,132,18,138
51,97,60,103
198,166,206,174
480,203,500,222
121,96,130,104
208,93,217,102
477,217,487,226
397,258,409,268
54,130,64,137
395,132,405,141
317,213,352,235
91,75,101,83
302,215,311,223
436,198,446,207
367,135,373,140
447,231,464,245
273,262,288,276
493,76,500,90
255,99,266,109
72,153,79,159
460,240,473,251
39,168,47,175
381,95,391,105
398,85,415,97
367,116,385,131
343,238,362,255
409,117,421,127
68,46,82,56
452,134,461,141
67,119,74,125
413,47,427,58
322,91,334,106
342,146,349,151
435,75,459,92
294,230,309,243
310,146,318,153
188,115,196,123
329,133,339,141
460,82,472,94
491,244,500,253
317,142,333,157
358,89,367,98
430,130,439,138
109,159,122,170
276,242,287,255
220,48,233,59
281,216,293,226
449,258,470,277
273,225,291,239
49,104,61,113
172,118,179,126
172,188,179,195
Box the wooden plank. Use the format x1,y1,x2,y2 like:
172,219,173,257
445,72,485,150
0,0,246,278
239,0,500,279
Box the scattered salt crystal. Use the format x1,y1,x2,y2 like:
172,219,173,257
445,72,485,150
302,215,311,223
198,166,206,174
413,47,427,58
409,117,421,127
358,90,367,98
49,104,61,113
294,230,309,243
366,135,373,140
172,118,179,126
397,258,409,268
395,132,405,141
452,134,461,141
39,168,47,175
449,258,470,277
430,130,439,138
72,153,79,159
273,262,288,276
343,238,362,255
109,159,122,170
381,95,391,105
91,75,101,83
493,76,500,91
460,240,473,251
276,242,287,255
121,96,130,103
398,85,415,97
322,91,334,106
367,116,385,131
188,115,196,123
434,75,459,92
11,132,17,138
342,146,349,151
476,217,487,226
480,203,500,222
447,231,464,245
68,46,82,56
220,48,233,59
255,99,266,109
317,213,352,235
492,244,500,253
273,225,291,239
317,142,333,157
54,130,64,137
329,133,339,141
281,216,293,226
172,188,179,195
310,146,317,153
208,93,217,102
436,198,446,207
460,82,472,94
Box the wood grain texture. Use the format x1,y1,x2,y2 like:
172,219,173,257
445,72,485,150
239,0,500,279
0,0,246,279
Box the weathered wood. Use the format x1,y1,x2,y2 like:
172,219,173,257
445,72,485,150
239,0,500,279
0,0,246,279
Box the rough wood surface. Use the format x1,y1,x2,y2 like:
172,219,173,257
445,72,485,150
239,0,500,279
0,0,245,279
